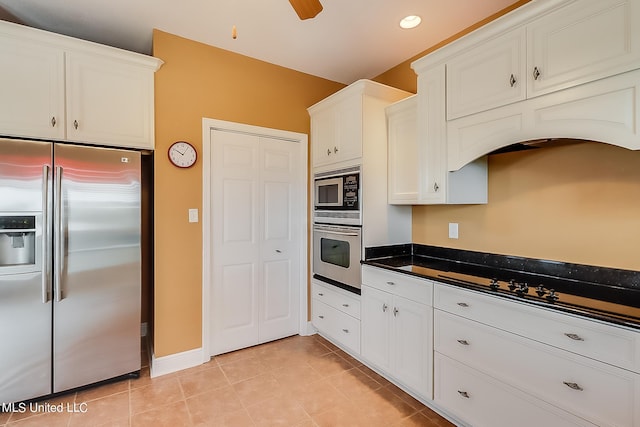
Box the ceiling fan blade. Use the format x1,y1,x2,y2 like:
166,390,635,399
289,0,323,20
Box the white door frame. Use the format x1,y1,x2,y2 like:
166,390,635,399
201,118,309,361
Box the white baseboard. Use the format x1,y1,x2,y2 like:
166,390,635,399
150,347,205,378
300,321,317,336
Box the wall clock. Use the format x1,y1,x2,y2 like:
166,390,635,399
168,141,197,168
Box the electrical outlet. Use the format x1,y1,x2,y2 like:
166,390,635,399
448,223,459,239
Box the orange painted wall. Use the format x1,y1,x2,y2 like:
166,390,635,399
152,29,344,357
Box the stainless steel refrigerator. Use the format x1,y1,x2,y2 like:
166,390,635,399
0,138,141,403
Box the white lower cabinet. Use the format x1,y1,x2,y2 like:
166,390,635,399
361,266,433,399
435,353,598,427
311,280,361,355
434,283,640,427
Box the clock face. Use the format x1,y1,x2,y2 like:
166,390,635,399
168,141,197,168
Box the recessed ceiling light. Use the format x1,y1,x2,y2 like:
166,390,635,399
400,15,422,29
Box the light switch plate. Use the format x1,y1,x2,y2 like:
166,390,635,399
448,223,459,239
188,208,199,223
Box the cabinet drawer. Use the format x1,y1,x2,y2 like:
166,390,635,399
435,353,598,427
312,299,360,355
435,310,640,427
312,280,361,319
434,283,640,372
362,265,432,305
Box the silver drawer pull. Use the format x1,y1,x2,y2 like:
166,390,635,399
393,307,399,317
318,293,324,296
318,315,324,319
457,302,469,308
342,329,349,333
342,303,350,307
386,281,396,286
564,333,584,341
458,390,470,398
457,339,470,346
382,303,388,312
563,382,584,391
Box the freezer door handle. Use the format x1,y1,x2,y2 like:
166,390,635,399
42,165,51,303
54,166,64,302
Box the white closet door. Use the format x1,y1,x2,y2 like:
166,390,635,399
211,129,300,355
259,137,300,342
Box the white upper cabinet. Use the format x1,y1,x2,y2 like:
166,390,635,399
65,51,155,148
0,21,162,149
414,0,640,171
447,28,527,120
309,79,409,171
528,0,640,97
0,36,65,140
447,0,640,121
310,90,363,168
387,69,487,205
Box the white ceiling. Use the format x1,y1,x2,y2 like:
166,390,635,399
0,0,521,84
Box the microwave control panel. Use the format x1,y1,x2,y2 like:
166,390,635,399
343,174,359,207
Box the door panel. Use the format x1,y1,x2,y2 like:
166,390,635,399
0,272,51,403
211,129,301,355
52,143,141,392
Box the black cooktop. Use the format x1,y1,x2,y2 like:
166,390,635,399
363,244,640,329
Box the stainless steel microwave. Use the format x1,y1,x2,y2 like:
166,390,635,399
313,166,361,225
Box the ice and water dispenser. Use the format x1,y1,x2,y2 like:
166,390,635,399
0,215,37,271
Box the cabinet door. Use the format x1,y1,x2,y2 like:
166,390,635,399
392,295,432,398
528,0,640,97
0,35,65,140
387,96,419,204
361,286,392,371
335,92,363,163
417,65,447,204
311,107,336,167
447,28,526,119
66,51,154,149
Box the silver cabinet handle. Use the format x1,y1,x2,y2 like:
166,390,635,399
393,307,399,317
533,66,541,80
73,119,79,130
386,281,395,286
41,165,51,303
318,293,324,296
564,333,584,341
457,302,469,307
333,146,338,153
51,116,57,127
318,315,324,319
457,339,470,346
382,303,388,312
510,73,517,87
342,303,349,307
275,249,282,253
433,182,439,192
327,148,331,156
563,382,584,391
458,390,470,398
342,328,349,333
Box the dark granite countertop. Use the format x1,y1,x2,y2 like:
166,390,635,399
362,244,640,330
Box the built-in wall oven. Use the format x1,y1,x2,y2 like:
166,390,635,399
313,223,362,291
313,165,360,226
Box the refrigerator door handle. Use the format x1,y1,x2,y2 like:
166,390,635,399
42,165,50,303
54,166,64,302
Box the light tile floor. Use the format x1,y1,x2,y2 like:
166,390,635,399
0,335,456,426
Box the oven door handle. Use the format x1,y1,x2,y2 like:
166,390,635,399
315,229,359,237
